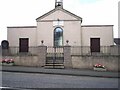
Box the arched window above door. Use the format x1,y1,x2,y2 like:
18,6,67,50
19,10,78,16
54,27,63,47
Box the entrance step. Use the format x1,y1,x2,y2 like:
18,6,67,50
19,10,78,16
46,60,64,64
45,64,64,69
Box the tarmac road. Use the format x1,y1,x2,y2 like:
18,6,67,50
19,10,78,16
2,72,118,89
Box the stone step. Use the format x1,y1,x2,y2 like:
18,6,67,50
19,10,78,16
45,64,64,69
46,60,64,63
46,59,64,64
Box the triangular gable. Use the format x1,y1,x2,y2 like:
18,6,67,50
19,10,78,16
36,8,82,22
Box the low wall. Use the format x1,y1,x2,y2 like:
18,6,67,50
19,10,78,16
2,56,40,67
2,55,119,71
1,45,120,71
71,55,119,71
1,46,47,67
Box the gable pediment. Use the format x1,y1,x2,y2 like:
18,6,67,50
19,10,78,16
36,8,82,22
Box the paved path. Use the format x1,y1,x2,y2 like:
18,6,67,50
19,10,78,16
1,66,119,78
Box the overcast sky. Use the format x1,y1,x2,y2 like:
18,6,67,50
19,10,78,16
0,0,119,43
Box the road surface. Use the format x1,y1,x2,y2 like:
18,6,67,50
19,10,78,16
2,72,118,88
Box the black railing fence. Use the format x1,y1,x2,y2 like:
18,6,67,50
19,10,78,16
1,46,119,56
71,46,113,55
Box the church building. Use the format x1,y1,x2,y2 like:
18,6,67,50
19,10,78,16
3,0,120,70
7,0,114,53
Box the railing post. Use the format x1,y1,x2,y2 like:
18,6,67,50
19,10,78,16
37,45,47,67
64,45,72,68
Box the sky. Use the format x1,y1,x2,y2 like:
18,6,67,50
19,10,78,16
0,0,119,44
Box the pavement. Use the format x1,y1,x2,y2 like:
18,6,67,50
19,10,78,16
0,65,119,78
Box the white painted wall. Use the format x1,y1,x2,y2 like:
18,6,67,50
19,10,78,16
82,25,114,46
7,27,37,47
8,25,114,47
37,21,82,46
7,10,114,47
37,9,82,46
63,21,81,46
37,22,54,46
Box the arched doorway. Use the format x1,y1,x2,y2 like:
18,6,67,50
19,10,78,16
54,27,63,47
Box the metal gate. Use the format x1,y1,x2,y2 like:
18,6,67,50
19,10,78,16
46,46,64,68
